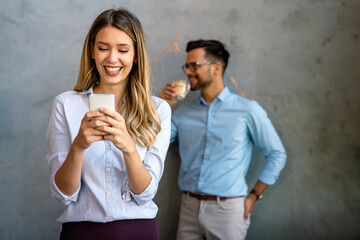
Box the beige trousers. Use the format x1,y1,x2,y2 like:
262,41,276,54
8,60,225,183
176,193,250,240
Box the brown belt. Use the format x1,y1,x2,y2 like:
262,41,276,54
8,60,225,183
183,191,242,201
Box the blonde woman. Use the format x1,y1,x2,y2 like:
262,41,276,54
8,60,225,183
46,8,171,239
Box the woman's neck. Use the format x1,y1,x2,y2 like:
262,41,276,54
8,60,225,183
93,83,126,112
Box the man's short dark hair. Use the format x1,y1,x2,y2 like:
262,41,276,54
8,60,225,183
186,40,230,72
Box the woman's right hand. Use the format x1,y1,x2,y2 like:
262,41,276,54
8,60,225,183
73,111,109,150
158,82,178,106
54,110,108,196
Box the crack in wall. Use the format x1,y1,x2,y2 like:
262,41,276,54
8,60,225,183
8,217,23,240
150,0,205,65
1,157,44,172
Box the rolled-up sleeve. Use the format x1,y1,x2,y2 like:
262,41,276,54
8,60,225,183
46,97,80,205
247,101,287,185
129,99,172,205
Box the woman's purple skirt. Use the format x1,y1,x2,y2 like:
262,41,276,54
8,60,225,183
60,218,159,240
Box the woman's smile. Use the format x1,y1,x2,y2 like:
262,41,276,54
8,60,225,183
104,65,122,76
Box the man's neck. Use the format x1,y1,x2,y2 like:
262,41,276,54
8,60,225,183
200,79,225,105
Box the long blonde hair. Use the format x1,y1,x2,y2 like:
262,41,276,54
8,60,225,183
74,8,160,148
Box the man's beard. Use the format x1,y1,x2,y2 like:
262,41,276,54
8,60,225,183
190,74,213,91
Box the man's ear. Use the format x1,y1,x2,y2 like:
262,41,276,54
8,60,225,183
90,42,94,59
213,62,222,76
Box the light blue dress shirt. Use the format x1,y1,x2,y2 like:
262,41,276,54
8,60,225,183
46,87,171,223
171,87,286,197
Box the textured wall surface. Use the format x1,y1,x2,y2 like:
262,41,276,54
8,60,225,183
1,0,359,239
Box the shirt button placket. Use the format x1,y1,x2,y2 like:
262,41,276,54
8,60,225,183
105,142,113,221
199,105,211,190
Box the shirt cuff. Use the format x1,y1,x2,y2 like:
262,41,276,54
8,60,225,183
122,175,157,206
257,168,280,185
50,176,80,205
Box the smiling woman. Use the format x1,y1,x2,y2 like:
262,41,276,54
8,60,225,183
91,26,136,95
46,8,171,240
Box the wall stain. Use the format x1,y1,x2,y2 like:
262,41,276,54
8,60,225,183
282,8,309,29
225,8,241,26
322,37,332,47
353,33,359,41
0,12,20,27
316,57,323,66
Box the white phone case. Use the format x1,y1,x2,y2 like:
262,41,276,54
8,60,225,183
89,94,115,111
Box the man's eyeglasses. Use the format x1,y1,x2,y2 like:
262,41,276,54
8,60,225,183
182,62,214,73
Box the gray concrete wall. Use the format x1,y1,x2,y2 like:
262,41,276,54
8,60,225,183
1,0,359,239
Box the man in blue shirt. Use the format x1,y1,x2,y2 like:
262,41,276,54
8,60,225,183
159,40,286,240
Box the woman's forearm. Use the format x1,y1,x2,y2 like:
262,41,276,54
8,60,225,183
54,143,85,196
123,148,151,195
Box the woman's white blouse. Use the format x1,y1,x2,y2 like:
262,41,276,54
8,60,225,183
46,88,171,223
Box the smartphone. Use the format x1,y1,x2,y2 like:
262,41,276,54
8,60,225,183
89,94,115,111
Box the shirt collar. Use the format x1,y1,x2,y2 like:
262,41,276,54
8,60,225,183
197,86,231,105
79,86,94,95
217,86,231,102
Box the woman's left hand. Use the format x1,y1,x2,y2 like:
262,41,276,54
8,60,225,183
94,108,136,153
96,108,151,194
